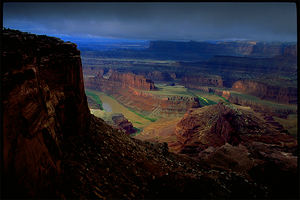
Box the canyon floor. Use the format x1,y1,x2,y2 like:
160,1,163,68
85,85,298,139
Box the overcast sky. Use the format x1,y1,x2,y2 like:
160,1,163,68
3,2,297,42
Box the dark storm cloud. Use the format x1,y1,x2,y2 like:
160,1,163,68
3,2,297,42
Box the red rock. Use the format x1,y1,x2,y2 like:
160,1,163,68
110,72,157,91
108,113,137,135
85,73,200,117
174,101,297,156
231,79,297,104
2,29,90,198
181,74,225,87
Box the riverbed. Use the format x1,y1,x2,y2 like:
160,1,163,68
85,88,153,130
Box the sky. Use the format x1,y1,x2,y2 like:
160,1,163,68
3,2,297,42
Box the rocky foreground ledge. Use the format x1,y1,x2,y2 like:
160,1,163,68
2,29,299,199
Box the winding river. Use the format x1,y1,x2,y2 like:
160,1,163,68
85,88,153,129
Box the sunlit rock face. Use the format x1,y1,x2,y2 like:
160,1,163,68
231,79,297,104
84,72,201,118
2,29,90,198
174,101,297,156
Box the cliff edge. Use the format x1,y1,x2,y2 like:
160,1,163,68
2,29,90,198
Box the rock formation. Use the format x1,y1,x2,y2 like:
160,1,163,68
213,89,297,119
148,40,294,57
283,44,297,57
90,109,136,134
85,73,200,117
181,74,225,87
174,101,297,156
3,29,90,198
109,72,157,91
231,79,297,104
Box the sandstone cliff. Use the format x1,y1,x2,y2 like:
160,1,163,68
213,89,297,119
85,73,200,117
109,71,157,90
283,44,297,57
231,79,297,104
181,74,225,87
3,29,90,198
148,40,294,57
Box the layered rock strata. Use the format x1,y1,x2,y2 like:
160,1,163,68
85,73,200,117
215,89,297,119
181,84,296,118
232,79,297,104
181,74,225,87
3,29,90,198
148,40,294,57
109,71,157,90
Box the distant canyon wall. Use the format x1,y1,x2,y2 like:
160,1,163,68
109,72,157,91
181,74,297,105
231,79,297,104
181,74,225,87
84,72,200,117
3,29,90,198
148,40,295,57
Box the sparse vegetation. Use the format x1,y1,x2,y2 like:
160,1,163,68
130,127,141,137
85,91,105,110
144,84,194,97
189,92,217,106
197,95,217,106
127,108,157,122
211,92,230,103
105,93,157,122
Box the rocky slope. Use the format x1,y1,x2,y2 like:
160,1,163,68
85,73,200,117
174,101,297,154
90,109,137,135
135,102,298,198
58,115,274,199
2,29,90,198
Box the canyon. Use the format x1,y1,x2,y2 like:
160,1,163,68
2,29,298,199
84,73,200,118
81,39,297,125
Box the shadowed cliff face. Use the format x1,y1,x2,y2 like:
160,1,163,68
2,29,90,198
